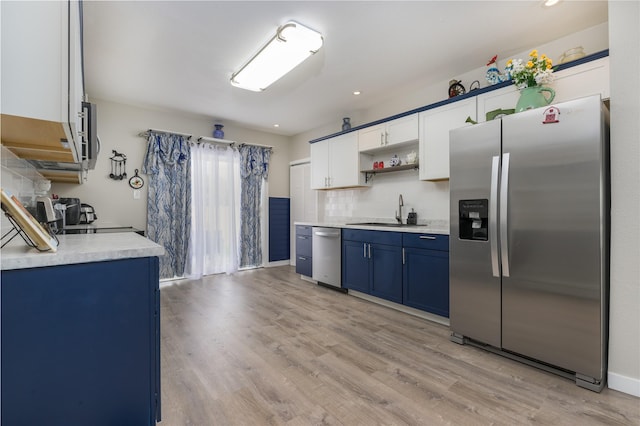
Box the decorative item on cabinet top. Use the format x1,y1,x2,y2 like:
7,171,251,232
342,117,351,131
485,108,515,121
505,49,556,112
448,80,466,98
558,46,585,64
485,55,507,85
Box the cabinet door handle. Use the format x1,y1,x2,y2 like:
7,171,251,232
419,235,436,240
385,131,389,145
380,133,384,146
402,247,405,265
297,235,308,240
363,243,367,258
368,243,371,259
298,256,307,261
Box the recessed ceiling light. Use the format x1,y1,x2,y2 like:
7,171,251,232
353,91,361,95
273,124,280,128
543,0,560,6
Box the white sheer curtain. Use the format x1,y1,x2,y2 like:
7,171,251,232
187,143,241,278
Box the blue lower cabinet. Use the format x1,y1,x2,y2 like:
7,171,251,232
1,257,161,425
402,234,450,317
342,240,370,292
295,225,313,277
342,230,403,303
370,243,403,303
342,229,450,316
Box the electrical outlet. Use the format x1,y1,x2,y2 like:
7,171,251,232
133,189,141,200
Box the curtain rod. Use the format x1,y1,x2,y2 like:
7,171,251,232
138,128,193,139
139,129,272,150
196,137,273,150
197,136,234,145
238,142,273,150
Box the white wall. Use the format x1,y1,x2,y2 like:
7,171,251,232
51,99,292,231
291,23,609,226
607,0,640,397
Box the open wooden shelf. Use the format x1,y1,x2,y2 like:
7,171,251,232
360,162,419,183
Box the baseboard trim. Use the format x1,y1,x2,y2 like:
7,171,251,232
608,371,640,397
348,290,450,327
300,275,317,284
265,260,290,267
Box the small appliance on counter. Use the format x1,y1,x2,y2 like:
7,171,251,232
79,203,97,224
35,196,61,224
57,198,81,225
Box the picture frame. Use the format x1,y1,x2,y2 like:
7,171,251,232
1,188,58,252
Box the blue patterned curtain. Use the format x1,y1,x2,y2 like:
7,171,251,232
142,132,191,278
239,145,271,268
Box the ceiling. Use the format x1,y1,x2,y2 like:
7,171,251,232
83,1,608,137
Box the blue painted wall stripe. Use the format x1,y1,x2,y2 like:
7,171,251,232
269,197,290,262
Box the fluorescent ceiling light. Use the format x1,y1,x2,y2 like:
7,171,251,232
231,21,323,92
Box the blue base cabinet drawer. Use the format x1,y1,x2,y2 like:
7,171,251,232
402,233,449,251
296,255,312,277
295,225,313,277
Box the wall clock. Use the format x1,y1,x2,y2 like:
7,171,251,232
128,169,145,189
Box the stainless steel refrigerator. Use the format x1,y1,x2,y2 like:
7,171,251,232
449,95,609,392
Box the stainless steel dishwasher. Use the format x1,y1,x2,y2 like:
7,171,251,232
312,227,342,289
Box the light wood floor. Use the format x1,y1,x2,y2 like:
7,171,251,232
160,266,639,425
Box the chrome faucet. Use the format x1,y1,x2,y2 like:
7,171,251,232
395,194,404,224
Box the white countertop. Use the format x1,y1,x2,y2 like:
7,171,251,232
1,232,165,271
295,221,449,235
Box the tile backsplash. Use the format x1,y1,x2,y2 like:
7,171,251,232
321,170,450,229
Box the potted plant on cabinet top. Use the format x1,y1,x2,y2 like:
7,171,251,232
506,49,556,112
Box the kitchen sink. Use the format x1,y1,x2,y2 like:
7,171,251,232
346,222,415,228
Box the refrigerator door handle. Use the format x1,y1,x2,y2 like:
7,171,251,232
500,152,511,277
490,155,500,277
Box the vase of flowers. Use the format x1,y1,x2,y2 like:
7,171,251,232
506,50,556,112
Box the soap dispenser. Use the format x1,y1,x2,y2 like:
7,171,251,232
407,208,418,225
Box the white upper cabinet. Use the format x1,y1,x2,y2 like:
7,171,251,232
419,98,476,181
358,124,386,152
311,132,368,189
358,114,419,152
550,57,610,103
310,140,330,189
1,0,83,162
476,85,520,123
